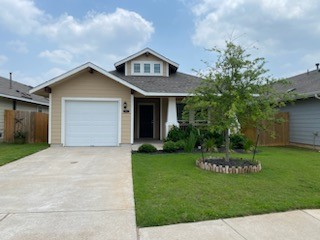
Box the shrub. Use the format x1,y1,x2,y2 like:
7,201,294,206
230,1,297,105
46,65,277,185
203,138,216,152
163,141,178,153
175,140,185,150
166,125,185,142
230,134,250,150
138,144,157,153
184,131,197,152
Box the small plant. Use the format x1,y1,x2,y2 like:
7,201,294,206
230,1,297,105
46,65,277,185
163,141,178,153
138,144,157,153
175,140,185,150
184,131,197,152
230,134,251,150
166,126,185,142
203,138,216,152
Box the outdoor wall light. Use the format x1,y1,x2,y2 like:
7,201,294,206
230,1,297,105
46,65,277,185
123,102,127,110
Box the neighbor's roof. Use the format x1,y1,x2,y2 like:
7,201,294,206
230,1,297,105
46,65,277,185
30,62,201,97
114,48,179,69
0,76,49,106
109,70,201,94
274,69,320,98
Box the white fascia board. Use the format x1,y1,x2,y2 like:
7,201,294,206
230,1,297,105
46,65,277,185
114,48,179,68
143,92,193,97
0,93,49,106
29,62,147,96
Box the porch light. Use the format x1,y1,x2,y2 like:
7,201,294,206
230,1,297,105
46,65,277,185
123,101,127,110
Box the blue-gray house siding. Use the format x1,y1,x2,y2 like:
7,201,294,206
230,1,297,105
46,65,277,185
281,98,320,146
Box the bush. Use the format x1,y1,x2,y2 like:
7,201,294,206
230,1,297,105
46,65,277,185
203,138,216,152
230,134,251,150
167,126,185,142
184,131,197,152
163,141,178,153
175,140,185,150
138,144,157,153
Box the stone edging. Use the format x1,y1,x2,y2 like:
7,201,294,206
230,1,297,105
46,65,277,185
196,159,262,174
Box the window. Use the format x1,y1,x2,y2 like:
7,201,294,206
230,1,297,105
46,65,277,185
176,103,185,121
144,63,150,73
131,61,162,75
154,63,160,74
133,63,140,73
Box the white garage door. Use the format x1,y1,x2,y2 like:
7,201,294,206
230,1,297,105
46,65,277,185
65,100,119,146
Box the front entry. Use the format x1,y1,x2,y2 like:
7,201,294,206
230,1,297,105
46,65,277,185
139,105,154,138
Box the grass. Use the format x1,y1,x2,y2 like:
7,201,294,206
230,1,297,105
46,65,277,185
0,143,49,166
132,147,320,227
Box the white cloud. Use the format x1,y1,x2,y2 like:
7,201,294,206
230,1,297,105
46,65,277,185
0,0,154,67
37,8,154,57
191,0,320,49
0,0,44,34
0,55,8,65
8,40,29,54
39,50,73,64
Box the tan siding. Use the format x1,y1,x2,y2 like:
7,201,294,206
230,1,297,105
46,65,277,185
51,71,131,145
0,97,13,141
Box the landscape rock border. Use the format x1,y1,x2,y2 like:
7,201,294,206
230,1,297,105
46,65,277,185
196,158,262,174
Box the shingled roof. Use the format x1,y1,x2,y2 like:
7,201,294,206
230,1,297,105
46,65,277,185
109,70,202,94
0,76,49,105
275,69,320,98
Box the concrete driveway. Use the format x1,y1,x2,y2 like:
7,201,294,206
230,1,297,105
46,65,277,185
0,146,137,240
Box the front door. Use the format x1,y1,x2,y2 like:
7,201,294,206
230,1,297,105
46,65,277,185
139,105,154,138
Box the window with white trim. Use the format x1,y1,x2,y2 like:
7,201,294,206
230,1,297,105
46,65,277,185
131,61,162,76
154,63,160,74
144,63,151,73
133,63,140,73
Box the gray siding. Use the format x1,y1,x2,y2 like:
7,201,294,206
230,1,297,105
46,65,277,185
281,98,320,146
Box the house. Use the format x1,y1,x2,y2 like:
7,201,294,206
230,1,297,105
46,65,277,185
0,75,49,142
277,67,320,148
30,48,201,147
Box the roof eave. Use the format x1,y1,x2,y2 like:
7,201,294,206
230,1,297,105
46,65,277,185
0,93,49,106
114,48,179,68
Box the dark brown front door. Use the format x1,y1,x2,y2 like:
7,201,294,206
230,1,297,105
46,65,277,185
139,105,153,138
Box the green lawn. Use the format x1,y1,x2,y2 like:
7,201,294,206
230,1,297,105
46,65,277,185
0,143,49,166
132,147,320,227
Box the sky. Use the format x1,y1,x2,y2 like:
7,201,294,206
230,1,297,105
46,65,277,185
0,0,320,87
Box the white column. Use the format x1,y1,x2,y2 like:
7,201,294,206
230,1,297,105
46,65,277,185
130,94,134,144
165,97,179,136
48,93,52,144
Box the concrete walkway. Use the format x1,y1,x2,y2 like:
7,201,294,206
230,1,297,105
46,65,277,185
0,146,137,240
139,209,320,240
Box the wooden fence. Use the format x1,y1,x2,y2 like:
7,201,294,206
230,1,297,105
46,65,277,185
242,112,289,146
4,110,48,143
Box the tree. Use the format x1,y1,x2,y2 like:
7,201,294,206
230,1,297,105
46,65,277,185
184,40,292,161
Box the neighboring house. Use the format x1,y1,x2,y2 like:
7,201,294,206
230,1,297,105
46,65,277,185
0,76,49,141
276,67,320,148
30,48,202,147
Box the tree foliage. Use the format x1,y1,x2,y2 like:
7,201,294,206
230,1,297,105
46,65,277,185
184,40,293,160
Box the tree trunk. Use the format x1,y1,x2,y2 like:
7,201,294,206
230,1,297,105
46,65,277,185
225,128,230,162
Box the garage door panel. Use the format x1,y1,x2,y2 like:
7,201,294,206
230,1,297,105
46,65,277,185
65,100,119,146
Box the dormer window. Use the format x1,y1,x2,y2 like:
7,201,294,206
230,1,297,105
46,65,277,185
133,63,141,74
132,61,162,76
144,63,151,73
154,63,160,74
